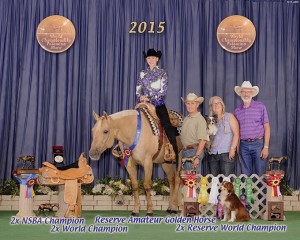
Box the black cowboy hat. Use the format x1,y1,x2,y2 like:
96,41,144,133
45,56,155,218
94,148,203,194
143,48,162,59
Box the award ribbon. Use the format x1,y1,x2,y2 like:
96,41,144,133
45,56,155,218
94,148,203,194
240,193,246,207
216,194,223,219
198,177,209,204
208,177,219,204
245,178,254,204
184,174,197,198
14,174,37,199
223,177,230,183
121,109,142,167
234,178,241,198
265,174,282,197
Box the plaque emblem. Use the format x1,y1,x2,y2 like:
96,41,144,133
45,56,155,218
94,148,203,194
217,15,256,53
36,15,76,53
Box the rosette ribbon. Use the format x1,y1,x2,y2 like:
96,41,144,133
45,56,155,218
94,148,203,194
14,174,37,198
223,177,230,183
198,177,209,204
121,109,142,167
240,193,246,207
120,148,132,167
234,178,241,198
265,174,282,197
184,174,197,198
245,178,254,204
208,177,219,204
216,194,223,219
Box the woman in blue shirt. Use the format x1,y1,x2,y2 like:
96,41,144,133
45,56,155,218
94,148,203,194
208,96,239,176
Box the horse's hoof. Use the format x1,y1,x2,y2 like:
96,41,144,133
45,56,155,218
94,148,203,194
146,212,153,217
131,212,139,217
166,209,177,215
166,209,172,214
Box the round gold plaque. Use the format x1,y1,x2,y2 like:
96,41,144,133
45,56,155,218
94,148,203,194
36,15,76,53
217,15,256,53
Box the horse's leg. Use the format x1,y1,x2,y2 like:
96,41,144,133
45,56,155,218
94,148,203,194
126,164,140,216
162,163,177,213
174,169,183,212
173,155,183,213
143,157,154,216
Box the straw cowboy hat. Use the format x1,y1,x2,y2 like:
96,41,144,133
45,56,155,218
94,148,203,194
181,93,204,104
143,48,162,59
234,81,259,97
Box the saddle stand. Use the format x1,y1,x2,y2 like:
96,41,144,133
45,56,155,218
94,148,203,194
38,153,94,218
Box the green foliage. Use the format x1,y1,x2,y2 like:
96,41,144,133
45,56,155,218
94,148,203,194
0,179,20,195
280,179,293,196
151,178,170,196
0,176,170,196
81,183,94,195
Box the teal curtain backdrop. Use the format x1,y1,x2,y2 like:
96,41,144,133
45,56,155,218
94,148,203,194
0,0,299,188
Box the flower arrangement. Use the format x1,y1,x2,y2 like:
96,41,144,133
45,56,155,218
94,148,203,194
90,176,170,196
3,176,296,197
151,177,170,196
292,190,300,196
91,176,132,197
34,185,56,195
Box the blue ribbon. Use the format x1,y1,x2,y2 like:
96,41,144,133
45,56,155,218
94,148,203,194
14,174,36,198
121,109,142,167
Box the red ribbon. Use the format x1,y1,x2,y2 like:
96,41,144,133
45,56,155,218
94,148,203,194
265,174,282,197
120,148,132,166
184,174,197,198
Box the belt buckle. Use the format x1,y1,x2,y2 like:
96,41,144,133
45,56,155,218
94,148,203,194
245,138,254,142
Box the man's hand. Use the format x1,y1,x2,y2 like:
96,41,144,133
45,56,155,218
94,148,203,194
260,148,269,160
192,157,199,169
140,96,149,102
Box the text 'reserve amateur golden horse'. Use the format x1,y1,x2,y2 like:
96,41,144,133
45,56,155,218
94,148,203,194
89,108,183,216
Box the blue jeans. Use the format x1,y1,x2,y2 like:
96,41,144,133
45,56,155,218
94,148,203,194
182,147,204,173
239,139,268,176
208,153,235,176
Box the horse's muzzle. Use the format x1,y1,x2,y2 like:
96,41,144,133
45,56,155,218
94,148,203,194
89,150,101,160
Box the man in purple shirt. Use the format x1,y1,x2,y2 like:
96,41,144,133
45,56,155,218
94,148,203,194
234,81,270,176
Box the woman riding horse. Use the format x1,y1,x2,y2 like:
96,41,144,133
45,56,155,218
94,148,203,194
89,49,182,216
136,49,179,165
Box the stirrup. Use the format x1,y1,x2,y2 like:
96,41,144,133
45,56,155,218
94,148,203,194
164,142,176,162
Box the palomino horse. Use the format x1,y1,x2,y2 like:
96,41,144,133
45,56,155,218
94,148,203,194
89,109,182,216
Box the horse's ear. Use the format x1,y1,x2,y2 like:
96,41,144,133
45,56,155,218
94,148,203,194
93,111,100,121
103,111,108,120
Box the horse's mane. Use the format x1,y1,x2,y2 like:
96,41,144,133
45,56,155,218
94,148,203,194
110,110,138,120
